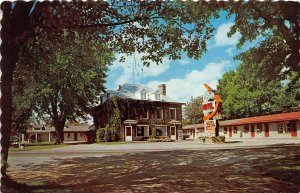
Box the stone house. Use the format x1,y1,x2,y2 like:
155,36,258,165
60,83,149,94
93,83,184,142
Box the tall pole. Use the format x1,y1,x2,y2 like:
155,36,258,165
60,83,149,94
202,84,222,137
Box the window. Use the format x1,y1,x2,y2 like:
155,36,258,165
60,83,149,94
155,109,163,119
244,125,249,133
169,108,176,120
67,132,71,138
155,93,160,100
286,122,292,133
233,126,238,134
137,126,145,136
140,111,149,119
223,127,228,134
278,122,284,133
171,127,176,135
126,127,131,136
141,91,147,100
257,123,263,133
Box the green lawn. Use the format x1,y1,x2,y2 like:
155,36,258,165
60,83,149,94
9,142,67,152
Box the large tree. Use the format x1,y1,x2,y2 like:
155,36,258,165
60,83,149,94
183,96,204,125
13,32,114,144
1,1,223,176
225,1,300,87
2,0,299,176
217,64,300,120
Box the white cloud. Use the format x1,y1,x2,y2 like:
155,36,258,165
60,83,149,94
225,47,234,56
110,52,170,87
178,59,190,65
147,61,230,103
215,23,241,47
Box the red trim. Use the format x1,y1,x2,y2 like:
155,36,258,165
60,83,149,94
183,112,300,130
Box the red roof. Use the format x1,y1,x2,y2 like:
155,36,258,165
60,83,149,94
183,112,300,129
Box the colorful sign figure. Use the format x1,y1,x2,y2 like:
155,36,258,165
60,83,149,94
202,84,222,137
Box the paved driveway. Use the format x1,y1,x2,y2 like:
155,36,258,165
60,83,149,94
8,139,300,168
4,140,300,193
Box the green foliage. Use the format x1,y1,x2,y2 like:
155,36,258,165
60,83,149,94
104,128,112,142
96,127,118,142
225,1,300,89
217,64,300,119
13,32,114,138
183,96,204,125
96,128,106,143
150,127,157,139
147,136,173,142
108,97,122,141
9,143,66,152
198,136,225,144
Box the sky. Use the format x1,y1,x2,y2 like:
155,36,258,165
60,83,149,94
105,12,254,103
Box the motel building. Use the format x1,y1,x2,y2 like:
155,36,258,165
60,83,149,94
183,112,300,139
10,125,90,143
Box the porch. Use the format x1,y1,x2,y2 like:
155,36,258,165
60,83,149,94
124,123,177,142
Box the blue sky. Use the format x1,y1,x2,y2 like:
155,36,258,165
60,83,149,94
105,12,254,103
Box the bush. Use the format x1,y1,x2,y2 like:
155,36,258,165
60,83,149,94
96,128,106,142
147,136,174,142
198,136,225,144
104,128,112,142
96,127,119,142
151,127,157,139
110,127,119,142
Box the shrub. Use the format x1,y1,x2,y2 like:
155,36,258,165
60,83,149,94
96,128,106,142
151,127,156,139
97,127,120,142
104,128,112,142
198,136,225,144
147,136,174,142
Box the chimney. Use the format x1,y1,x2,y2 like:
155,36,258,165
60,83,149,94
117,85,122,91
158,84,166,96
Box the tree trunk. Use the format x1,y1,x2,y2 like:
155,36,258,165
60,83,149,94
1,2,27,177
54,121,66,144
0,56,15,177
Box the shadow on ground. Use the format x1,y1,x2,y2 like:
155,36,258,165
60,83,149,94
3,144,300,193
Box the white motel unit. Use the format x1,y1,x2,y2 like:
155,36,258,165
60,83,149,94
183,112,300,140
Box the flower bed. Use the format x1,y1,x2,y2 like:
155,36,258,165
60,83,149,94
198,136,225,144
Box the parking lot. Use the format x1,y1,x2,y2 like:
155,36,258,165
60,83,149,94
3,140,300,193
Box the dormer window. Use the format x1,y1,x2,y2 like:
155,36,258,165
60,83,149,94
141,91,147,100
155,93,160,100
141,92,146,100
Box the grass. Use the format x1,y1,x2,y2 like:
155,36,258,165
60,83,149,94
96,141,127,145
9,142,67,152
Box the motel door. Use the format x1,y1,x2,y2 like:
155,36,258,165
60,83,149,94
291,121,297,137
170,126,176,140
251,124,255,137
125,126,133,142
264,123,269,137
229,127,232,138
